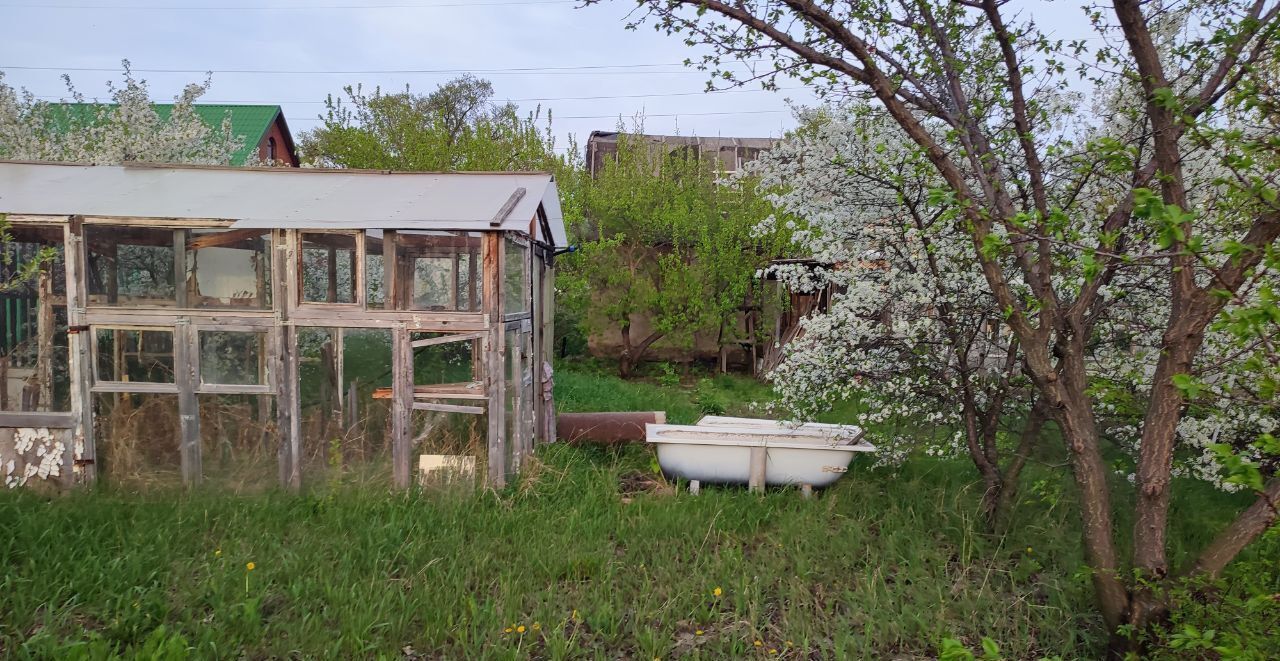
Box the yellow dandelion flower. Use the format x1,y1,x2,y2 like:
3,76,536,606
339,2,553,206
754,640,763,647
1026,546,1033,554
769,649,778,655
695,629,704,636
785,640,793,646
712,586,723,597
516,625,526,634
214,549,221,558
504,627,513,634
246,562,256,571
531,622,541,631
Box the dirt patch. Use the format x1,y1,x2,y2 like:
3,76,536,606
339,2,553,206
618,470,674,498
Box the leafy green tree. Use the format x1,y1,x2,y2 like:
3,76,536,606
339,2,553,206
561,131,786,377
589,0,1280,647
298,75,559,171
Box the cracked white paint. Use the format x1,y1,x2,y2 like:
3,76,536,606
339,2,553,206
4,428,64,489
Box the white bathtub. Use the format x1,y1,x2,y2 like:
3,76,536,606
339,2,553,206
646,416,875,490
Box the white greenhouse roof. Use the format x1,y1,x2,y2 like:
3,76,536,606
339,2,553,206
0,161,567,246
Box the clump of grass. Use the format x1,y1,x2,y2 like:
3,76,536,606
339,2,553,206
2,444,1109,659
5,365,1271,659
554,362,772,424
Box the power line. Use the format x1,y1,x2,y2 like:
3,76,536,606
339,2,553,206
31,86,804,105
0,62,745,76
286,109,791,122
0,0,576,8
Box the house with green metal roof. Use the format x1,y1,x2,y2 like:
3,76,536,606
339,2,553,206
51,103,298,166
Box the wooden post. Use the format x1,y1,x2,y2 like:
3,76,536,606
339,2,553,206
748,446,766,494
541,260,555,428
35,269,53,409
64,218,95,485
175,320,201,485
173,230,188,308
276,324,300,490
391,324,411,489
449,252,460,310
107,239,119,305
383,230,397,310
326,245,338,303
801,484,813,499
254,234,268,308
484,232,505,487
275,230,300,490
688,479,700,495
467,246,478,311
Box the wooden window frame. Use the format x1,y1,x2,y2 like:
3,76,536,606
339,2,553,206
501,232,532,322
194,325,273,395
296,230,365,309
88,325,180,394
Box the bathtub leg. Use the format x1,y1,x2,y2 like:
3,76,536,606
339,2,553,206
801,484,813,499
688,479,700,495
748,447,766,494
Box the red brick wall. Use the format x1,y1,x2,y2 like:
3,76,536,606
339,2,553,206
256,117,299,166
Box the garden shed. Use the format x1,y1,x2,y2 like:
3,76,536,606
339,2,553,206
0,160,564,491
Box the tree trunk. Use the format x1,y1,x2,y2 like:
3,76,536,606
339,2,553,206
1053,391,1131,634
618,321,662,379
1128,308,1212,630
993,400,1047,529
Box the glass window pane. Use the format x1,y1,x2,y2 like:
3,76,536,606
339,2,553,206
413,256,453,309
86,226,176,306
365,230,386,308
395,231,482,312
1,225,69,412
186,229,272,309
300,233,357,304
199,330,266,386
95,328,174,383
504,237,528,314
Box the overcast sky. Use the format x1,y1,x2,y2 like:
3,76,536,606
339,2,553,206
0,0,1095,157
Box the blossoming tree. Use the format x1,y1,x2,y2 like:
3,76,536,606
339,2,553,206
589,0,1280,643
0,62,246,165
751,107,1046,525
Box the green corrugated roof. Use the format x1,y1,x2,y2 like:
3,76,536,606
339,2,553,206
49,103,282,165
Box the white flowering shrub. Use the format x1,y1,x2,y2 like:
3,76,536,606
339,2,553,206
0,61,247,165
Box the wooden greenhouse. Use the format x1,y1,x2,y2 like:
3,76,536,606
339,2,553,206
0,161,564,491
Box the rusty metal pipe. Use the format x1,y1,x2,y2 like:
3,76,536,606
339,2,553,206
556,411,667,444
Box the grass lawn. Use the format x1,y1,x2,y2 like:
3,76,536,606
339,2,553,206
1,364,1275,659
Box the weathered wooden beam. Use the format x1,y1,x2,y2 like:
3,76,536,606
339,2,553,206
175,321,201,485
370,382,485,400
489,188,527,227
0,412,78,429
35,270,54,410
409,330,487,349
484,231,505,487
412,401,485,415
390,325,412,489
186,228,268,250
83,216,235,228
382,230,397,311
173,230,189,308
90,382,180,394
285,309,488,331
64,217,96,484
278,324,301,490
